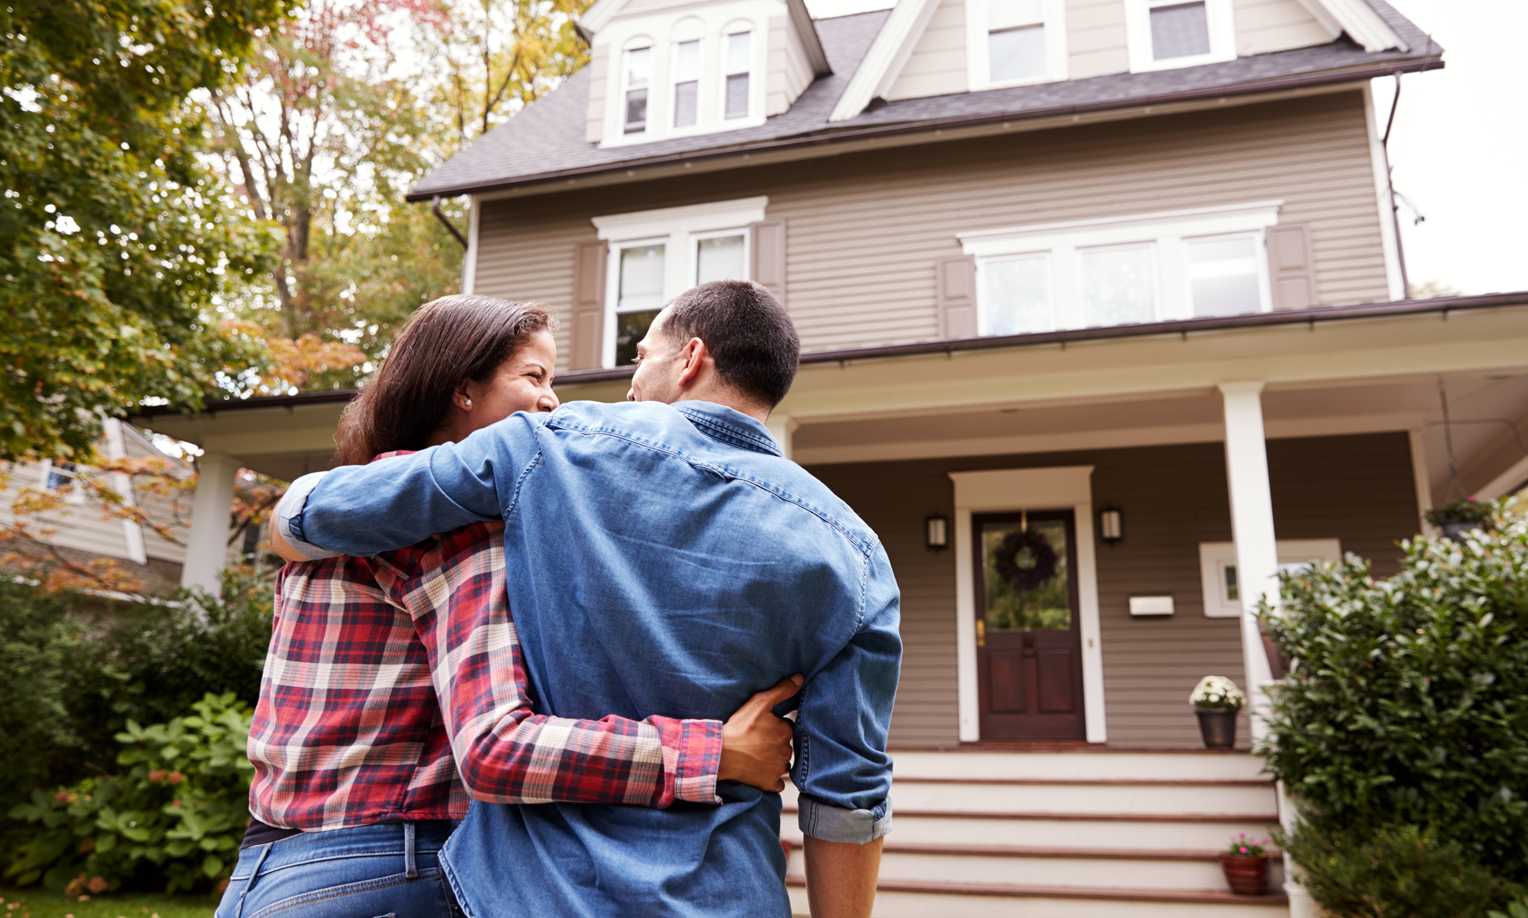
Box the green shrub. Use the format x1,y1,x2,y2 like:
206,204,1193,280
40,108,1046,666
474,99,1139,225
5,693,254,894
1260,503,1528,911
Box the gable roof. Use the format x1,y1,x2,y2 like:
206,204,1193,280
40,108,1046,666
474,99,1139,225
578,0,830,74
406,0,1440,202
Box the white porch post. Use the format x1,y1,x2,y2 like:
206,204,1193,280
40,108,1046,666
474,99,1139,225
1220,383,1318,918
180,452,239,595
766,413,798,460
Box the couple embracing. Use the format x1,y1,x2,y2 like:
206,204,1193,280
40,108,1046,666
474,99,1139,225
215,281,900,918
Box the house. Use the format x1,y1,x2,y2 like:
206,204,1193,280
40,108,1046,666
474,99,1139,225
0,420,198,596
138,0,1528,912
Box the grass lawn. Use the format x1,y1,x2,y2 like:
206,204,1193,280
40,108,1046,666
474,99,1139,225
0,889,215,918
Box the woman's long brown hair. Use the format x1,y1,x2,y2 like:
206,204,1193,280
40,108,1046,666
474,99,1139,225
334,295,551,466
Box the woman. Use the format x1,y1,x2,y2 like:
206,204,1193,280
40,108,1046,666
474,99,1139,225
217,295,797,918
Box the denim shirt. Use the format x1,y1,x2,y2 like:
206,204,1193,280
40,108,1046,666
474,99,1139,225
277,400,900,917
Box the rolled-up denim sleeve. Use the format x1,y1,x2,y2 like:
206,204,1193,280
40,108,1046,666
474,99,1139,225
793,544,901,843
279,411,544,557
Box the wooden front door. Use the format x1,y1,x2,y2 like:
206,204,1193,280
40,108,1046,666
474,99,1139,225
974,510,1087,742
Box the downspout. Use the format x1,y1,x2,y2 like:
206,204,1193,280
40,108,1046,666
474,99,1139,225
1381,76,1411,299
431,196,469,249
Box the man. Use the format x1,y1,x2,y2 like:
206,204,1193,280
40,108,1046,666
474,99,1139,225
272,281,899,917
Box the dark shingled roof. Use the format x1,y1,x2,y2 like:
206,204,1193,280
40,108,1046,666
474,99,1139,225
407,0,1441,201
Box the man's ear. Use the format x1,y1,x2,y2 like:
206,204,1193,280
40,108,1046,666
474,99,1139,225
676,337,707,389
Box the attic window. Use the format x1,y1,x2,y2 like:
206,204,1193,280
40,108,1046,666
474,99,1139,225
623,42,652,134
723,28,752,120
672,38,701,128
966,0,1066,90
1127,0,1236,71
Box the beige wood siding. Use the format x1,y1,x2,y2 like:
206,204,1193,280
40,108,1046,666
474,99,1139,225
885,0,967,101
0,460,140,561
586,47,608,144
476,91,1389,366
767,14,815,116
1069,0,1130,78
886,0,1335,102
809,431,1420,749
1235,0,1335,55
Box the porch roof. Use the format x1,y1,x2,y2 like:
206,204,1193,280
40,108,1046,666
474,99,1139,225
134,291,1528,494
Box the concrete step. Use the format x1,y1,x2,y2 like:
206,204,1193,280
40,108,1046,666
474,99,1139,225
889,750,1269,783
781,809,1280,852
783,843,1284,892
787,877,1289,917
782,777,1277,817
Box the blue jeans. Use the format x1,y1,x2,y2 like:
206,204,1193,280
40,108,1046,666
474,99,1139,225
215,821,460,918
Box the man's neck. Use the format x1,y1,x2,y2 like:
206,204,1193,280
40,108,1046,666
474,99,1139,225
674,389,769,423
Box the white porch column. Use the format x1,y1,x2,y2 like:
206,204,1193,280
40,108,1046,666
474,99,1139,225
766,413,798,460
180,451,239,594
1218,382,1279,734
1220,383,1318,918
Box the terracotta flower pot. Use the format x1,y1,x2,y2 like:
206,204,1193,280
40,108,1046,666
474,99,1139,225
1221,853,1269,896
1195,707,1238,749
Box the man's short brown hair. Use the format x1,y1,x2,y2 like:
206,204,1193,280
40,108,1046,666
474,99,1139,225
663,281,800,408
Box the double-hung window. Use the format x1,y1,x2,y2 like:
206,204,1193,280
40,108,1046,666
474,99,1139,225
622,42,653,135
961,202,1280,336
671,38,701,129
39,460,87,504
966,0,1065,89
594,197,767,367
722,28,752,120
1127,0,1235,71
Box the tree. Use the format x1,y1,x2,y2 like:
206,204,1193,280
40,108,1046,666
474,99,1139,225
205,0,593,394
0,0,292,461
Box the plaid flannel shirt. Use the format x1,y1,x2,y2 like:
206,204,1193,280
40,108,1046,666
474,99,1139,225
248,474,724,831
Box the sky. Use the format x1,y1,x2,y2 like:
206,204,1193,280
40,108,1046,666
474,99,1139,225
803,0,1528,297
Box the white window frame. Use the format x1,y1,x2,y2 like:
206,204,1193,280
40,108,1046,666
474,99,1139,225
1200,538,1342,618
619,38,655,136
669,18,705,131
597,1,770,148
1126,0,1236,73
966,0,1068,91
38,460,87,505
720,22,756,122
593,196,768,367
959,201,1280,335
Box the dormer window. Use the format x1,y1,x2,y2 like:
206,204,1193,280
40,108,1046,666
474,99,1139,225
1126,0,1235,72
622,41,652,134
723,28,752,120
965,0,1066,91
672,38,701,129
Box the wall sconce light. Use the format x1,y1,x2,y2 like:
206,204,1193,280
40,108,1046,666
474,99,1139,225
925,514,950,551
1099,507,1125,544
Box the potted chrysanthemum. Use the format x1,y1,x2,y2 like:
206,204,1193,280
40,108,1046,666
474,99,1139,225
1221,834,1271,896
1190,675,1244,749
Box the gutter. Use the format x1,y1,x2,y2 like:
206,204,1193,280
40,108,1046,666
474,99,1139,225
404,52,1444,202
1380,75,1411,297
139,291,1525,419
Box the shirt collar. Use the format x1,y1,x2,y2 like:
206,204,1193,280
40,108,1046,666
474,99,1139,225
675,401,782,458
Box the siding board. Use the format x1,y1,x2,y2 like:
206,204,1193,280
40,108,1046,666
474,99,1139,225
474,92,1387,369
809,432,1419,748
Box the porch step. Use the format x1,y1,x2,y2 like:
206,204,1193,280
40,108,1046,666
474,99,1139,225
786,876,1288,917
889,750,1269,783
781,808,1280,852
782,776,1277,817
783,842,1284,892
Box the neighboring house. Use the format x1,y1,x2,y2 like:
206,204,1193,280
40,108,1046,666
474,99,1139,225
0,420,195,595
140,0,1528,913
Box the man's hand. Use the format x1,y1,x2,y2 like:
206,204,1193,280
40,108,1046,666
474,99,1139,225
718,674,802,792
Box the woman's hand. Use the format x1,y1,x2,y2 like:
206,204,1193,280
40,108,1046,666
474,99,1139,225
718,674,803,792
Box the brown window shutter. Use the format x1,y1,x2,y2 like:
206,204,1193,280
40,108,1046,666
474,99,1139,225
1267,224,1316,311
937,255,979,339
751,220,787,308
571,240,608,370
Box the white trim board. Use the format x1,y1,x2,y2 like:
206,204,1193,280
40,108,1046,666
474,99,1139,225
829,0,940,122
949,466,1106,744
1299,0,1405,53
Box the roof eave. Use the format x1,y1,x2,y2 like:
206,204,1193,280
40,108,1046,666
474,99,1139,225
404,50,1442,202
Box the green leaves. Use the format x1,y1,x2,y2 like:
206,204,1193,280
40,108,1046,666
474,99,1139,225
1260,503,1528,910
